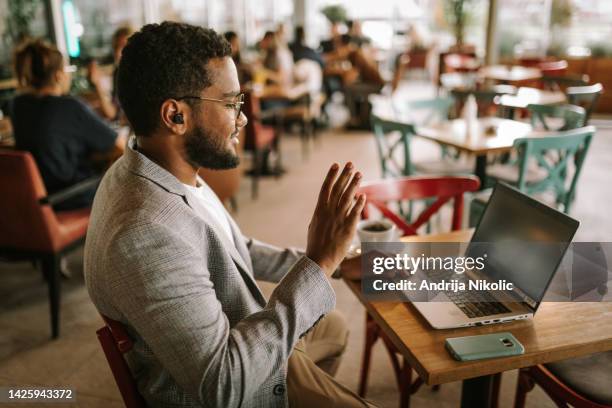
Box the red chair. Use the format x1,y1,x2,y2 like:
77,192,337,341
538,60,568,77
518,56,546,68
444,53,480,74
437,51,478,93
515,362,612,408
356,176,480,408
242,90,282,199
97,315,146,408
0,150,93,338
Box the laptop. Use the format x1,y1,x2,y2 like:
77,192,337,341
412,182,580,329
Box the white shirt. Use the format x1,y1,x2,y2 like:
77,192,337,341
183,178,235,246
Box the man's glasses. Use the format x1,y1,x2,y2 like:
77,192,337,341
175,93,244,120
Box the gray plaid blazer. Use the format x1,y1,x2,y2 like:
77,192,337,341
84,139,336,407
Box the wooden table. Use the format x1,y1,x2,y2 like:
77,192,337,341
415,117,541,186
344,229,612,407
498,87,566,110
479,65,541,83
0,78,17,92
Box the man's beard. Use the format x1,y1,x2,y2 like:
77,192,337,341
184,123,240,170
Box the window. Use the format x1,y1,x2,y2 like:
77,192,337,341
0,0,50,78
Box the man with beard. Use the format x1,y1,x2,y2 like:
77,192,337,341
84,22,375,408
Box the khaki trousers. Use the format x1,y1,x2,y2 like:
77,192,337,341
287,310,377,407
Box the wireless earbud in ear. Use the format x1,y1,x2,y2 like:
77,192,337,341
172,113,184,124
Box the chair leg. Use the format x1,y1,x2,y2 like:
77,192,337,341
251,149,260,199
42,254,61,339
301,122,310,160
514,368,535,408
400,360,413,408
358,313,379,397
492,372,502,408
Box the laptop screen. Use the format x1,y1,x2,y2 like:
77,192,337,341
466,183,579,309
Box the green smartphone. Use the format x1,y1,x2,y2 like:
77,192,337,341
445,332,524,361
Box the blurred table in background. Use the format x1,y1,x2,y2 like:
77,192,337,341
479,65,542,84
415,117,541,187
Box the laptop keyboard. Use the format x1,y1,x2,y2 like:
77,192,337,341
426,270,511,318
446,290,511,318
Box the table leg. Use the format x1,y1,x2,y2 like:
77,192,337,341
475,154,488,189
461,375,496,408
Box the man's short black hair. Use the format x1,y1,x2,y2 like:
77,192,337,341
117,22,231,136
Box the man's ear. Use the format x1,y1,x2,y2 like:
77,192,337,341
160,99,187,134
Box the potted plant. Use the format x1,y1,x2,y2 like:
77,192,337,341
320,4,347,25
443,0,474,49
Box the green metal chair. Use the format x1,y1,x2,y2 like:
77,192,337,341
402,96,455,124
470,126,595,226
541,74,590,91
450,87,516,117
371,113,472,225
371,114,417,178
527,104,586,131
401,96,457,159
566,83,603,125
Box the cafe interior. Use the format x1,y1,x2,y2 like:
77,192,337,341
0,0,611,407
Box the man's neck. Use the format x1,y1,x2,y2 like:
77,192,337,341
33,85,63,97
135,135,199,186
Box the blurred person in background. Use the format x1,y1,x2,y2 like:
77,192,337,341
224,31,251,83
81,26,134,122
224,31,242,66
9,39,124,210
263,32,294,88
109,25,134,120
276,22,288,46
258,30,276,56
319,21,343,55
346,20,371,48
289,26,324,69
320,34,384,128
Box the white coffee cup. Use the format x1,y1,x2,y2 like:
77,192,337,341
357,219,396,243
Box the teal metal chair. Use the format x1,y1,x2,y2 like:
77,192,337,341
527,104,586,131
402,96,458,159
371,113,473,225
566,83,603,125
371,113,473,178
402,96,455,124
371,115,417,178
541,74,590,91
450,87,516,117
470,126,595,226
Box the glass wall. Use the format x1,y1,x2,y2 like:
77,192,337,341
496,0,552,60
561,0,612,57
71,0,144,61
0,0,50,78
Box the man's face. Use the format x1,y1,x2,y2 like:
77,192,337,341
183,57,247,170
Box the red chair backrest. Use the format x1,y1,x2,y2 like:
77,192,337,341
358,176,480,236
444,53,480,73
97,315,146,408
0,150,64,252
539,60,568,76
518,56,545,67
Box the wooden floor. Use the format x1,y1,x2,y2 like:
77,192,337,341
1,84,611,407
